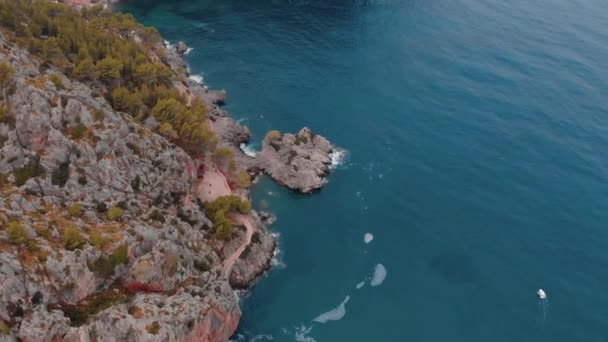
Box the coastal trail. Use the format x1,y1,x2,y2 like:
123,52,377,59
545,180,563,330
195,154,255,279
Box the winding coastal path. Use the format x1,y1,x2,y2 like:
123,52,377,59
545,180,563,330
195,154,255,279
222,214,255,278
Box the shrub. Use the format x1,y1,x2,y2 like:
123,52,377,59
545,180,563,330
49,73,64,89
265,130,281,141
148,209,165,223
130,175,140,192
146,322,160,335
68,203,83,218
238,200,252,214
63,227,85,250
205,195,252,240
109,243,128,266
14,157,44,186
0,320,9,336
106,207,123,221
89,230,105,250
96,202,108,213
92,109,105,122
236,170,251,188
69,123,87,140
193,258,210,272
7,222,29,245
88,256,114,278
252,231,261,244
51,161,70,187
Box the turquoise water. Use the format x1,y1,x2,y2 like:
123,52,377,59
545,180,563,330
119,1,608,341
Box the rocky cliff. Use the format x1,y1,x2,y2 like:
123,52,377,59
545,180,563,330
0,1,340,340
0,21,273,342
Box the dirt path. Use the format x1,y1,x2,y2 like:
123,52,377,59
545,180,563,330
222,214,255,278
196,154,231,202
195,155,255,280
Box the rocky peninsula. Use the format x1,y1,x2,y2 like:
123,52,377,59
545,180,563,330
0,1,338,341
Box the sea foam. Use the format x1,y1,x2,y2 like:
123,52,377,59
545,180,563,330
189,74,203,84
240,143,258,157
370,264,387,287
294,325,316,342
313,296,350,323
329,148,348,169
364,233,374,244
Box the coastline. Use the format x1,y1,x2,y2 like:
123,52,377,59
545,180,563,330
0,2,340,340
160,39,278,290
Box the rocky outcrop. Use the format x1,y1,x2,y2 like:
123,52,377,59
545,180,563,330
175,41,190,56
0,28,263,342
228,213,276,289
253,128,336,193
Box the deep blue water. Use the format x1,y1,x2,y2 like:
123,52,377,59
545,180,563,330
119,1,608,340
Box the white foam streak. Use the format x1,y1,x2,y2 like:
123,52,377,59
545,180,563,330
189,74,203,84
356,281,365,289
240,143,258,157
370,264,387,287
294,325,316,342
329,148,348,169
313,296,350,323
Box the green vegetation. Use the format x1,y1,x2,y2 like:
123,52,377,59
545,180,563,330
265,130,281,141
106,207,123,221
146,321,160,335
54,288,129,327
68,203,83,218
63,226,85,250
51,161,70,186
68,123,88,140
14,157,44,186
7,221,29,245
193,258,210,272
89,230,105,250
205,195,251,240
148,209,165,223
236,170,251,188
0,62,14,100
49,73,64,89
109,243,128,265
0,320,9,336
88,243,128,278
0,1,216,154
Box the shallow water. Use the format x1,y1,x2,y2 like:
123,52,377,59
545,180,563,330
119,1,608,340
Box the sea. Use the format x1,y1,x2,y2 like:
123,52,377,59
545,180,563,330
118,1,608,341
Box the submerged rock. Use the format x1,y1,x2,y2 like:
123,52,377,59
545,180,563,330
254,127,336,193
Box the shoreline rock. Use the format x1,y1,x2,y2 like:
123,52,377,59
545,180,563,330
253,127,337,193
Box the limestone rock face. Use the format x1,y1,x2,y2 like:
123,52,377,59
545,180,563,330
254,127,336,193
0,31,261,342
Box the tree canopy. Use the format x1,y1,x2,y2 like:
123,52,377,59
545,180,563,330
0,0,217,154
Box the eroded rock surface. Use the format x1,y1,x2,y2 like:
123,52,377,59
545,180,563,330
253,128,336,193
0,28,272,341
